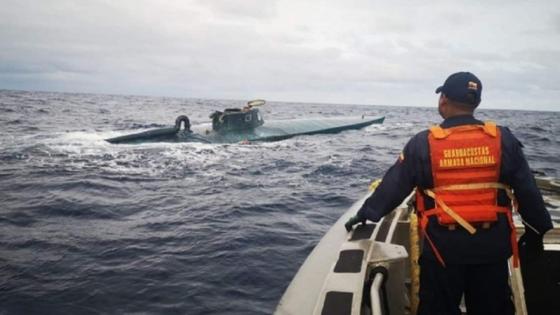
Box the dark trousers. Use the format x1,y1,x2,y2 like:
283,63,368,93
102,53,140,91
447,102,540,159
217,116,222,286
417,257,515,315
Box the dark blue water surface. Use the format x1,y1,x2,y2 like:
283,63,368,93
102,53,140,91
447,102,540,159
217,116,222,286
1,90,559,314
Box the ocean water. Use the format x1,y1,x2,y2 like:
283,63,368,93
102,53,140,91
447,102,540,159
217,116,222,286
0,90,558,314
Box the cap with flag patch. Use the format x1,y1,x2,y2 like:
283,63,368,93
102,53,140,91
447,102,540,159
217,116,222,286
435,72,482,107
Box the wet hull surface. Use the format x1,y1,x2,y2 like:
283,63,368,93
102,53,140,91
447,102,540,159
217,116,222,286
106,116,385,144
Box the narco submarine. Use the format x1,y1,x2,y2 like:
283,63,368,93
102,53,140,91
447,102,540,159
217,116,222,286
105,100,385,145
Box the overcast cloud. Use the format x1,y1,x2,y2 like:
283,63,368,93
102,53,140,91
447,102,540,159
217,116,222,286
1,0,559,110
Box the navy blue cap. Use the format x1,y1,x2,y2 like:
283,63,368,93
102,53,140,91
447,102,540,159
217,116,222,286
435,72,482,107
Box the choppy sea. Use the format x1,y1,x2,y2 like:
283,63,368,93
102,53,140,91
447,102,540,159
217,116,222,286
1,90,558,314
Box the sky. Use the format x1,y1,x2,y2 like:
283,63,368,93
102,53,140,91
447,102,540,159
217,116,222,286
1,0,559,111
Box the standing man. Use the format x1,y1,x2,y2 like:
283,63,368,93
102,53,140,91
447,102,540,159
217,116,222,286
345,72,553,315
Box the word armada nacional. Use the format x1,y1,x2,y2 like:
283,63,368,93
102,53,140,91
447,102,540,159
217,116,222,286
440,146,496,168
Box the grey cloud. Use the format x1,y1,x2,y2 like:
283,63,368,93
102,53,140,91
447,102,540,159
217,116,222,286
1,0,560,110
196,0,278,19
554,13,560,33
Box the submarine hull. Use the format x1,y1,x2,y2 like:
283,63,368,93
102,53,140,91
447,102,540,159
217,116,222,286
106,116,385,144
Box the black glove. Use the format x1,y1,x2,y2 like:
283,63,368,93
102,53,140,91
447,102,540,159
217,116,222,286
518,229,544,263
345,214,367,232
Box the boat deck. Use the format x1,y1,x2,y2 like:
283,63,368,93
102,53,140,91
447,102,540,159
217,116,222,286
275,178,560,315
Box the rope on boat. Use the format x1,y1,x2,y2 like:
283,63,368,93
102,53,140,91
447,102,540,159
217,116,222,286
369,179,382,192
367,178,421,313
409,211,420,315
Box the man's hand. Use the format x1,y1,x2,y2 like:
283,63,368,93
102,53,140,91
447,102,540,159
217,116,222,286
345,214,367,232
518,228,544,263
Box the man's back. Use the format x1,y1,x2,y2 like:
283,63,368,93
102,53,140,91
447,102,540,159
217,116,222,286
358,114,552,263
349,71,553,315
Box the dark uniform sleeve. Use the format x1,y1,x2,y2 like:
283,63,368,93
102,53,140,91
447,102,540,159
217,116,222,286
357,134,419,222
500,127,553,234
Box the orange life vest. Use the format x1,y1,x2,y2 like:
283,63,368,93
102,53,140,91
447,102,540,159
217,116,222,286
416,121,519,267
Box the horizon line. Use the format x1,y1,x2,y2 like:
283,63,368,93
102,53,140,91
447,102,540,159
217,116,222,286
1,87,558,113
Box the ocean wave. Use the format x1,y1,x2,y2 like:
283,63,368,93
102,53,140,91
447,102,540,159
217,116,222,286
0,90,558,315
